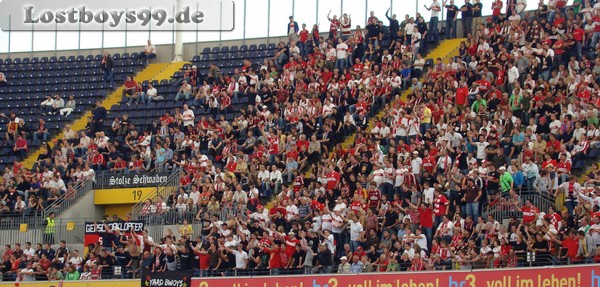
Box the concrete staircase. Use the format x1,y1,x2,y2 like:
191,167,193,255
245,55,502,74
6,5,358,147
22,62,189,169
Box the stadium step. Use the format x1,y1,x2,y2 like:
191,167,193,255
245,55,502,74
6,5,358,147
340,38,465,149
21,62,185,169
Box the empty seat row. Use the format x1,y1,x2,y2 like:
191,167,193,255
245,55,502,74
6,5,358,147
0,52,143,66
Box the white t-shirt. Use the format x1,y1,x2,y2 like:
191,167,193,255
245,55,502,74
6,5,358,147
410,157,423,174
476,141,489,159
415,234,428,250
233,250,249,269
146,87,157,97
182,109,195,126
336,43,348,59
430,1,441,17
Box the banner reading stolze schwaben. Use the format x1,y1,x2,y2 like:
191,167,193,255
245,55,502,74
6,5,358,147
142,269,193,287
94,172,170,189
84,221,145,248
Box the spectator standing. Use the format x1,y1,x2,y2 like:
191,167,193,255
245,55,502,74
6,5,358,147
424,0,441,42
287,16,299,43
91,100,107,135
460,0,473,37
327,11,340,40
385,9,399,42
100,51,114,86
471,0,483,30
43,212,56,245
444,0,459,39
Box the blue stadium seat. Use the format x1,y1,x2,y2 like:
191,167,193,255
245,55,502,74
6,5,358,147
249,44,257,51
31,57,39,63
258,44,267,50
268,43,276,49
221,46,229,53
58,56,67,62
192,55,201,62
131,52,139,59
239,44,248,52
76,55,85,61
49,56,57,62
13,58,21,64
40,57,48,63
113,53,121,59
230,45,238,53
122,53,130,59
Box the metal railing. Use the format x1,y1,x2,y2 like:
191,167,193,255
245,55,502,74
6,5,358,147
1,255,580,282
0,217,86,245
482,189,557,221
131,168,182,219
44,177,95,218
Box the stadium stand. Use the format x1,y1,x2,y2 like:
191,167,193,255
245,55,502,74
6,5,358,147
1,1,600,283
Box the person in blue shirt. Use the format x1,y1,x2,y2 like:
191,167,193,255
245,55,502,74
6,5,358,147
511,162,525,191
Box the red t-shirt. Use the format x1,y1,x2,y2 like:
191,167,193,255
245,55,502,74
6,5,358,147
456,87,468,105
418,207,434,228
15,138,27,150
561,237,579,260
521,205,539,224
299,30,309,42
573,28,585,42
265,247,282,268
433,195,449,216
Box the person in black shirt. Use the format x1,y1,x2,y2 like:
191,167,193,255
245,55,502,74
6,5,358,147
291,244,305,272
91,100,107,135
460,0,473,37
471,0,483,31
385,8,400,41
312,244,333,274
177,245,193,270
485,164,500,205
530,232,550,266
113,246,132,278
98,248,116,279
95,222,117,253
444,0,459,38
100,51,114,86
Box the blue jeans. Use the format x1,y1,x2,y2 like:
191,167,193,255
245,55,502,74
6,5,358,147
175,92,191,101
103,70,114,85
592,32,600,49
466,202,479,219
350,240,361,252
422,227,433,251
547,10,556,24
429,17,439,42
335,58,346,72
445,18,456,38
298,41,308,59
419,123,431,136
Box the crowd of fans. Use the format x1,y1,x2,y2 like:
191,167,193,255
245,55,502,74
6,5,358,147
4,0,600,281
